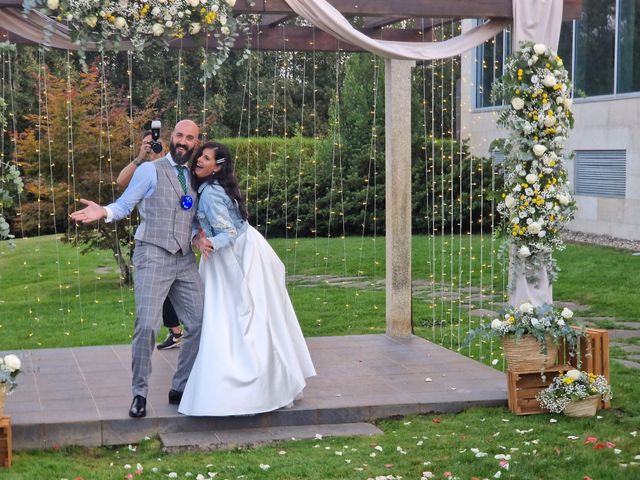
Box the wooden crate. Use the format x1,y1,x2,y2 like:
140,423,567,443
557,328,610,409
0,416,11,468
507,365,570,415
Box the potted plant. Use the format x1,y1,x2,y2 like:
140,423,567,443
536,369,612,417
464,302,584,371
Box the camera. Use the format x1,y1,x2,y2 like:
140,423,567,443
150,120,163,154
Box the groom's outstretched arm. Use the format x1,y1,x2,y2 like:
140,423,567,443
70,199,107,223
70,162,157,224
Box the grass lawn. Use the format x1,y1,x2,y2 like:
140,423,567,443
0,234,639,479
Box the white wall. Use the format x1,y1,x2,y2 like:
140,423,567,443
460,46,640,241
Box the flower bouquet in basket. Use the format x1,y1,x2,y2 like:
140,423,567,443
536,369,612,417
464,302,584,371
0,353,21,415
0,354,21,392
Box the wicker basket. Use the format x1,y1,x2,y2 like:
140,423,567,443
502,335,557,371
0,384,6,416
564,395,600,417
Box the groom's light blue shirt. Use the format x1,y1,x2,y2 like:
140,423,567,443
104,152,190,223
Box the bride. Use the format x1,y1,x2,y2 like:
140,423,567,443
179,141,316,416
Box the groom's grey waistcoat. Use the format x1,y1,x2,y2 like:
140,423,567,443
134,158,197,255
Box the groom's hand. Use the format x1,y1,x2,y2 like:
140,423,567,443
70,199,107,224
192,229,214,258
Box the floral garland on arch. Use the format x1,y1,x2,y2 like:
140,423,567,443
24,0,250,79
491,41,577,283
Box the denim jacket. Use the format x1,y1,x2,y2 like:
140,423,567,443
197,181,248,252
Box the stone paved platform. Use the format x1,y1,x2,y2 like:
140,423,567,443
3,334,507,450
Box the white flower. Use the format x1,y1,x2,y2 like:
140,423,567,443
556,193,570,206
189,23,201,35
527,222,542,235
518,246,531,258
564,98,573,110
46,0,59,10
530,318,540,327
3,354,20,372
226,0,237,6
566,369,581,380
151,6,161,16
504,195,517,209
165,20,174,28
519,302,534,314
531,75,539,84
491,319,503,330
543,115,556,127
561,308,574,319
525,173,538,184
187,0,199,6
557,319,565,326
543,74,557,87
219,14,227,25
534,43,547,55
114,17,127,30
538,230,546,238
152,23,165,36
85,15,98,28
510,97,525,110
220,25,230,35
532,144,547,157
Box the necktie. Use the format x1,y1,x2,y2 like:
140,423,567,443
176,166,187,194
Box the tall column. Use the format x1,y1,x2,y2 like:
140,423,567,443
384,58,415,337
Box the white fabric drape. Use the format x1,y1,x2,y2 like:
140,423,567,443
512,0,564,52
283,0,510,60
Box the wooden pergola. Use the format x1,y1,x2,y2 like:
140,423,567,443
0,0,582,337
1,0,581,51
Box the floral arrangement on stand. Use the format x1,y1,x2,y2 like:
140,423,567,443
0,354,22,393
464,302,584,353
491,41,577,284
24,0,251,79
0,41,24,246
536,369,612,415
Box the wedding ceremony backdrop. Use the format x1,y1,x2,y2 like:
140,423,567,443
0,0,583,363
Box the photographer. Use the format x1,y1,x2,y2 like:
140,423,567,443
117,130,163,188
117,130,184,350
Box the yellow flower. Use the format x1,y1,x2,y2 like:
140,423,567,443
563,377,574,384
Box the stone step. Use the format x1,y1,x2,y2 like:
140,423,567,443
160,422,383,453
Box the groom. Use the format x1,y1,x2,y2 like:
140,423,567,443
71,119,211,418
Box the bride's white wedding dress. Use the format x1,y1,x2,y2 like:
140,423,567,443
178,183,316,416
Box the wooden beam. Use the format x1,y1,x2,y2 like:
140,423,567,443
174,25,429,52
231,0,582,21
0,0,582,21
362,16,408,29
260,14,294,27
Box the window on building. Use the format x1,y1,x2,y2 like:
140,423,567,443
617,0,640,93
474,0,640,105
474,30,510,108
575,150,626,198
575,0,616,96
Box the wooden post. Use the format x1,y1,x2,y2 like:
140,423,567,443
385,58,415,337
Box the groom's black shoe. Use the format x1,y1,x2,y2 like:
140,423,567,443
168,389,183,405
129,395,146,418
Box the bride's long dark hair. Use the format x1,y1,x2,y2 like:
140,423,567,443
191,142,248,220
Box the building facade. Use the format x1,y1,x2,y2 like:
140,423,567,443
461,0,640,240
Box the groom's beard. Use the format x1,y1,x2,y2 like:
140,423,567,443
170,141,194,165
